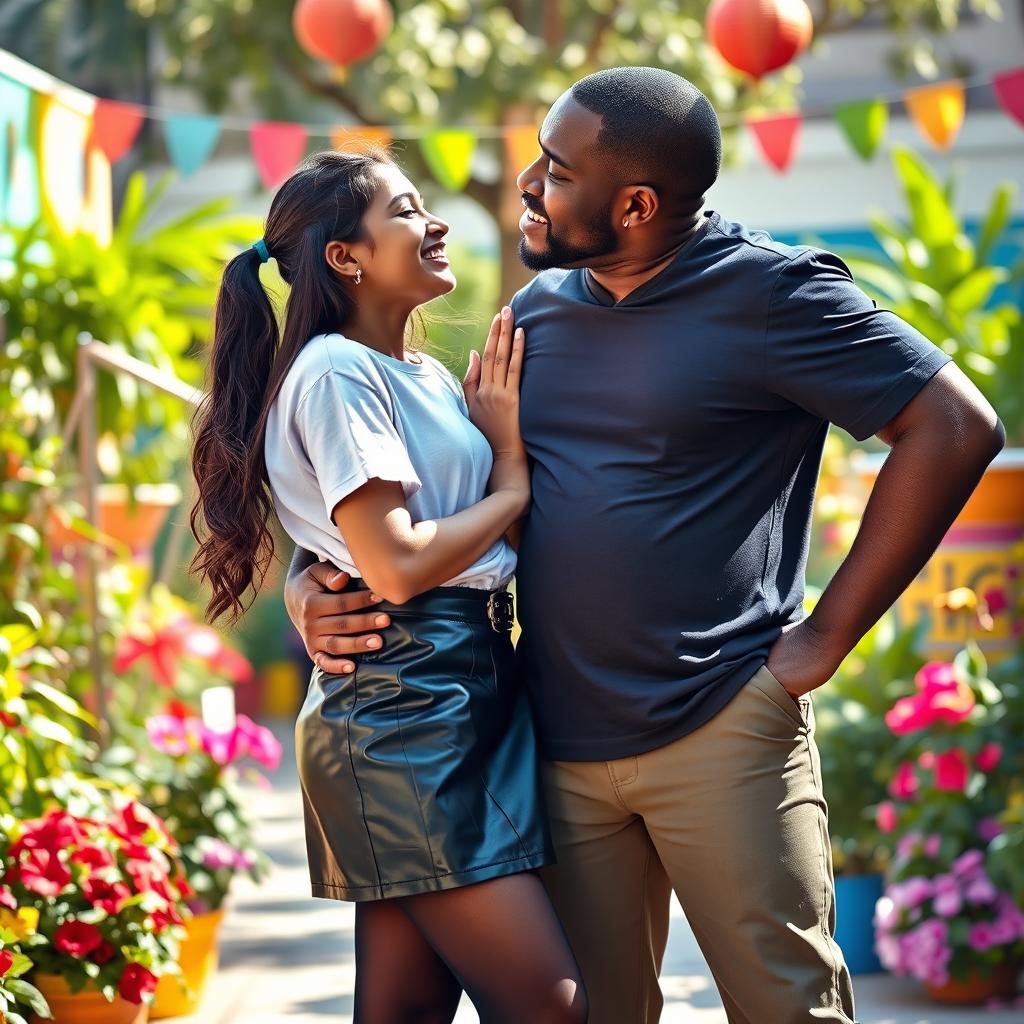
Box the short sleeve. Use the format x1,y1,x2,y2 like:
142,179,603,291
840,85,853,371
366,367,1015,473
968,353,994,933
764,250,951,441
296,369,422,520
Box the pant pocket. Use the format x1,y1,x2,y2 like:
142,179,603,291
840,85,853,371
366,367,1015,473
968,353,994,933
754,665,807,727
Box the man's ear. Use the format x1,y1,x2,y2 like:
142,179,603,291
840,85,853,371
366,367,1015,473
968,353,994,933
325,240,361,281
621,185,660,229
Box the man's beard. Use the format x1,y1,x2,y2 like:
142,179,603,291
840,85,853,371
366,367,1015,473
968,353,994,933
517,209,618,271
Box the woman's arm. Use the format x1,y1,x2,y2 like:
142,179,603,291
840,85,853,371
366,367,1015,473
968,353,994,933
333,463,525,604
334,308,527,604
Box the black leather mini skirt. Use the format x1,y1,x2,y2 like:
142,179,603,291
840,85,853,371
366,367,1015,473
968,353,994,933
295,583,555,902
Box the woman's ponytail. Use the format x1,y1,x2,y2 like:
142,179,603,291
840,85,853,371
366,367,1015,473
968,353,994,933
190,247,280,623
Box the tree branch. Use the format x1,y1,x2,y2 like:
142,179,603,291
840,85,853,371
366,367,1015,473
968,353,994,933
270,50,374,124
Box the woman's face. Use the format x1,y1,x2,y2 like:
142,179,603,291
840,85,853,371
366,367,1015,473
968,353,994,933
347,163,455,304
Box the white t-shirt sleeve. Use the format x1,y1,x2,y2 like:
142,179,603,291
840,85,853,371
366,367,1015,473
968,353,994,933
296,368,422,520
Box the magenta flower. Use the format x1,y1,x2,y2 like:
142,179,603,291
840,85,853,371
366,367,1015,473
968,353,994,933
145,714,192,756
876,801,898,834
933,748,969,792
975,742,1003,773
888,761,919,801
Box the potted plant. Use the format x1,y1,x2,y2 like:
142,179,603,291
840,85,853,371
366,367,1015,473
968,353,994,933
0,800,191,1024
844,146,1024,660
95,708,279,1018
0,174,258,554
871,590,1024,1002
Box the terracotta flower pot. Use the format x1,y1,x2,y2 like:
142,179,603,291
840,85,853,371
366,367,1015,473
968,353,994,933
924,960,1021,1004
854,448,1024,663
47,483,181,557
150,909,225,1019
30,974,148,1024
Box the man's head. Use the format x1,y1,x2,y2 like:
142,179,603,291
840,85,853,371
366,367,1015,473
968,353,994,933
517,67,722,272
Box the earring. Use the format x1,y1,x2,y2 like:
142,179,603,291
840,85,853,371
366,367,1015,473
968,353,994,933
622,219,629,228
354,268,362,285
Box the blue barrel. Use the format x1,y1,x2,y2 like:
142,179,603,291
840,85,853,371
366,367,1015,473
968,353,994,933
834,873,884,974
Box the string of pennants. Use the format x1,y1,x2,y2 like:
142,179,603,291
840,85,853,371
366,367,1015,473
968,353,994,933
2,46,1023,242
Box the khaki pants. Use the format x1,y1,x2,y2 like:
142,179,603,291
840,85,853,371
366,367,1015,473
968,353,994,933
539,666,857,1024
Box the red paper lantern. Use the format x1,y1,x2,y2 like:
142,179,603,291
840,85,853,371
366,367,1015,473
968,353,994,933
293,0,392,66
706,0,813,80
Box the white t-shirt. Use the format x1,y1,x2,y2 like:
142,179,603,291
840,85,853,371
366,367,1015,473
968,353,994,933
264,333,517,591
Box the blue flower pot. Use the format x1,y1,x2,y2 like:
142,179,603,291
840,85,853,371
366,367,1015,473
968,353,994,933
834,872,884,974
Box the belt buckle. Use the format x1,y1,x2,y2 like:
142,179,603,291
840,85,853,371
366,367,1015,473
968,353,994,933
487,591,515,633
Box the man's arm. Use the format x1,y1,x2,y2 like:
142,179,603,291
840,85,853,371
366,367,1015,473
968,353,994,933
768,362,1005,697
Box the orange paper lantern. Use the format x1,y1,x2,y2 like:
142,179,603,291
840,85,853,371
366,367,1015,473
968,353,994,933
706,0,813,80
293,0,392,66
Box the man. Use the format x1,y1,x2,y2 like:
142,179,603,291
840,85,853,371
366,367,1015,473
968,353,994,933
283,68,1004,1022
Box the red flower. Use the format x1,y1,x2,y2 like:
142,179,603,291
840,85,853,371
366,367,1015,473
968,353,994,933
933,748,970,792
13,848,71,897
118,962,158,1004
0,710,18,728
81,877,132,915
12,810,91,858
92,941,117,964
0,948,14,976
70,845,116,872
876,801,899,833
54,919,104,958
975,742,1003,773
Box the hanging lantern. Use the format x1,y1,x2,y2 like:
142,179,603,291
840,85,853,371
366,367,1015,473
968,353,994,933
706,0,814,80
293,0,392,66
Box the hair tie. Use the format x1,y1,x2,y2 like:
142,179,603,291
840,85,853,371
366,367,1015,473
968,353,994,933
252,238,271,264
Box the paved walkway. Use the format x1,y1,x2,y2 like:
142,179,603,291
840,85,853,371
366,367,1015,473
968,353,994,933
164,718,1021,1023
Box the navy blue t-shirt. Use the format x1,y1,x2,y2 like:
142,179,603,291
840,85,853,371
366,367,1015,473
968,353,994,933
511,211,950,761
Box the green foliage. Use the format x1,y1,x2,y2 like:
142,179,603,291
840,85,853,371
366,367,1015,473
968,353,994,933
0,173,259,487
842,146,1024,442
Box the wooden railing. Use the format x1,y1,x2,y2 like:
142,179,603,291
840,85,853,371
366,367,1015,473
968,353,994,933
62,338,205,745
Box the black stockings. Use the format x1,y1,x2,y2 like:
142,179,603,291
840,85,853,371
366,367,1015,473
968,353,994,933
352,872,588,1024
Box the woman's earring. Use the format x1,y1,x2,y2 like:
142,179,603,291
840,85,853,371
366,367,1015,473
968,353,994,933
354,268,362,285
622,219,629,228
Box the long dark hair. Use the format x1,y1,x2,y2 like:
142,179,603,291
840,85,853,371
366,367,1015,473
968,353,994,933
190,148,391,623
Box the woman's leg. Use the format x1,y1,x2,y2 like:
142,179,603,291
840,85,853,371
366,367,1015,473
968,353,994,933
353,899,463,1024
399,872,589,1024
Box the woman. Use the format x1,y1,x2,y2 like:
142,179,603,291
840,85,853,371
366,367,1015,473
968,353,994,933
189,149,587,1024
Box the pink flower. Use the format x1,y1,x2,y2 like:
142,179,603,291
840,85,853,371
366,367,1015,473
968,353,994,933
886,663,976,735
235,715,282,771
876,801,899,834
975,742,1003,773
146,714,192,756
968,922,996,951
982,587,1008,616
965,876,997,905
201,724,246,766
953,849,985,878
933,748,969,792
0,885,16,910
888,762,919,800
933,889,962,917
923,834,942,858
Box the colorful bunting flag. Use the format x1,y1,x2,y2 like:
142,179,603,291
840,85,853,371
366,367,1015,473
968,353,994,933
163,114,222,177
504,124,539,177
38,94,91,234
747,112,801,172
331,125,392,152
833,98,887,161
992,67,1024,129
0,72,40,227
90,99,144,163
904,81,965,151
250,122,308,189
420,129,476,192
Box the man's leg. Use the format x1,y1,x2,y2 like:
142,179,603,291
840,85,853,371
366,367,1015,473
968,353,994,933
539,757,672,1024
630,667,856,1024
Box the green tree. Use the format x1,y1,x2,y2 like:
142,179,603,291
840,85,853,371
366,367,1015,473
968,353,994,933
3,0,1004,292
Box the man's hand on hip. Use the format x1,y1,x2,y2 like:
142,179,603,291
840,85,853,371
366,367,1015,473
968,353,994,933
283,561,390,675
765,620,843,699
